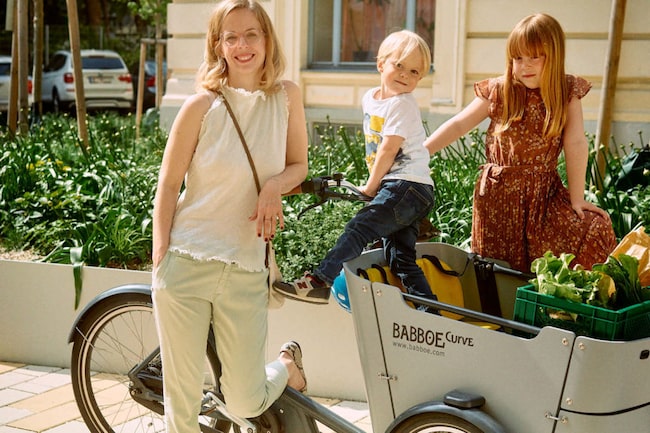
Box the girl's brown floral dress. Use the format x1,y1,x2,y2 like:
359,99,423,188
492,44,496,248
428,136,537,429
471,75,616,272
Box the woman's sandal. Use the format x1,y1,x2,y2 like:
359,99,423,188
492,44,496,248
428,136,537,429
280,340,307,393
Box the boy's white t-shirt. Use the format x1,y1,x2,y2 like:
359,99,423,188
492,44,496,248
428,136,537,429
362,87,433,186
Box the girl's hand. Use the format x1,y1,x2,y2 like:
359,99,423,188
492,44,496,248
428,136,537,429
251,178,285,241
571,198,611,221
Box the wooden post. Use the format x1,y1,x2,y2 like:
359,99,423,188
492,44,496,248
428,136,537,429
33,0,44,119
134,37,166,139
135,41,147,138
17,0,29,134
7,0,17,134
594,0,627,189
65,0,89,151
155,17,164,109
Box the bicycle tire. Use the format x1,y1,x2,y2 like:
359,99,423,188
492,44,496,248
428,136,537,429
70,291,229,433
391,412,485,433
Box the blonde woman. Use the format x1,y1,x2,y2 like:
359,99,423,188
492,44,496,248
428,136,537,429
151,1,308,431
424,13,616,272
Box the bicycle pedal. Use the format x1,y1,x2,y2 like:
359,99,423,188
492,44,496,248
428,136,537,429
202,391,258,433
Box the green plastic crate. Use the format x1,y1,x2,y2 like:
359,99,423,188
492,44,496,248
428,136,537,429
513,285,650,341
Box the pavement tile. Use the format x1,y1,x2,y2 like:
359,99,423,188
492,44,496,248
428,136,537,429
351,418,373,433
328,400,370,423
0,407,33,425
43,420,91,433
310,397,371,433
8,401,81,432
1,362,373,432
12,367,61,378
24,371,71,389
312,396,342,407
10,384,76,413
0,390,33,408
12,371,71,395
0,426,33,433
0,364,23,375
0,375,32,393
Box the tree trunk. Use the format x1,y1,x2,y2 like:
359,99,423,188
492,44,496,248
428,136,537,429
85,0,102,26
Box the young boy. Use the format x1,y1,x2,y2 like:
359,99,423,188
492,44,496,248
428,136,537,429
274,30,436,310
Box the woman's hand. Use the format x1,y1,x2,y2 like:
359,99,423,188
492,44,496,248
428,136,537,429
248,81,308,242
152,244,168,269
251,178,285,241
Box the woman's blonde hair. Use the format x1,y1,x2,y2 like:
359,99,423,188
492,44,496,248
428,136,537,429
376,30,431,77
498,13,567,138
196,0,285,94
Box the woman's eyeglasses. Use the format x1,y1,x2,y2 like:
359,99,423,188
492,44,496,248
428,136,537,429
220,29,264,47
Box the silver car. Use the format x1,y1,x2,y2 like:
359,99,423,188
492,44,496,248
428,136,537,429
41,49,133,113
0,55,33,112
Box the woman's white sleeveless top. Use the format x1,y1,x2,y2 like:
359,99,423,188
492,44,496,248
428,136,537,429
168,85,288,271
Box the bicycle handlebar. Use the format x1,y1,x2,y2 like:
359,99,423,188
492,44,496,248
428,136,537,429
299,174,369,200
288,173,371,218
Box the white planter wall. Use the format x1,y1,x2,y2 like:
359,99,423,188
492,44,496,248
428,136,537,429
0,259,365,400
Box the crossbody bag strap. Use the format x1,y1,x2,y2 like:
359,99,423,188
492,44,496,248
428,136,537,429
219,91,272,265
219,91,262,194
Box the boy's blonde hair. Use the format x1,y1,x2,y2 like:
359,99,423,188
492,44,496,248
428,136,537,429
498,13,568,138
376,30,431,77
196,0,285,94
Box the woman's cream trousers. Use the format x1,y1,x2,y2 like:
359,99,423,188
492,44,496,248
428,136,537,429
152,251,288,432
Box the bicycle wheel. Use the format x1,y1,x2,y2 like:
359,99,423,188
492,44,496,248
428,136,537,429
70,291,228,433
392,412,485,433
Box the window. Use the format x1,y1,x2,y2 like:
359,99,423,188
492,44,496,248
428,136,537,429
309,0,436,69
0,61,10,76
44,54,67,73
82,57,126,70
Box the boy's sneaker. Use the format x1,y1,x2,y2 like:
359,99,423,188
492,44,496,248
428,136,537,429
417,304,441,316
273,273,331,304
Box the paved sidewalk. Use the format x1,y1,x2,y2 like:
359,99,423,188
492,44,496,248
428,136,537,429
0,362,371,433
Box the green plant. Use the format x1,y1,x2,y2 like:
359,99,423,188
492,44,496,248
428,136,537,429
1,114,649,289
273,119,368,279
0,112,164,269
586,132,649,237
428,129,484,247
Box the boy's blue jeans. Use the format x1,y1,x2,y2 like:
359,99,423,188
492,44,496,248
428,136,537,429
315,179,435,299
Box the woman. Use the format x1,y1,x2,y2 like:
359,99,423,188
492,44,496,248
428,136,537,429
151,1,308,431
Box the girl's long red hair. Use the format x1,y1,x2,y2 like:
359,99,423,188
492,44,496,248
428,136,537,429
497,13,568,138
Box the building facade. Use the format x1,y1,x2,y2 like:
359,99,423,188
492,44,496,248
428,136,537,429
161,0,650,147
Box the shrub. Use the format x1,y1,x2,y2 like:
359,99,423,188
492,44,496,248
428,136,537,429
1,115,648,281
0,113,164,268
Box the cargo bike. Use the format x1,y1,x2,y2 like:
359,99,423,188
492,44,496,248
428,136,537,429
68,175,650,433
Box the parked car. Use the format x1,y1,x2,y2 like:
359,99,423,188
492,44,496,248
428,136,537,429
132,60,167,110
0,55,32,112
41,49,133,113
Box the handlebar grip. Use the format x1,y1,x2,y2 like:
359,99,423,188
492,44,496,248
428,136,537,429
299,178,316,194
